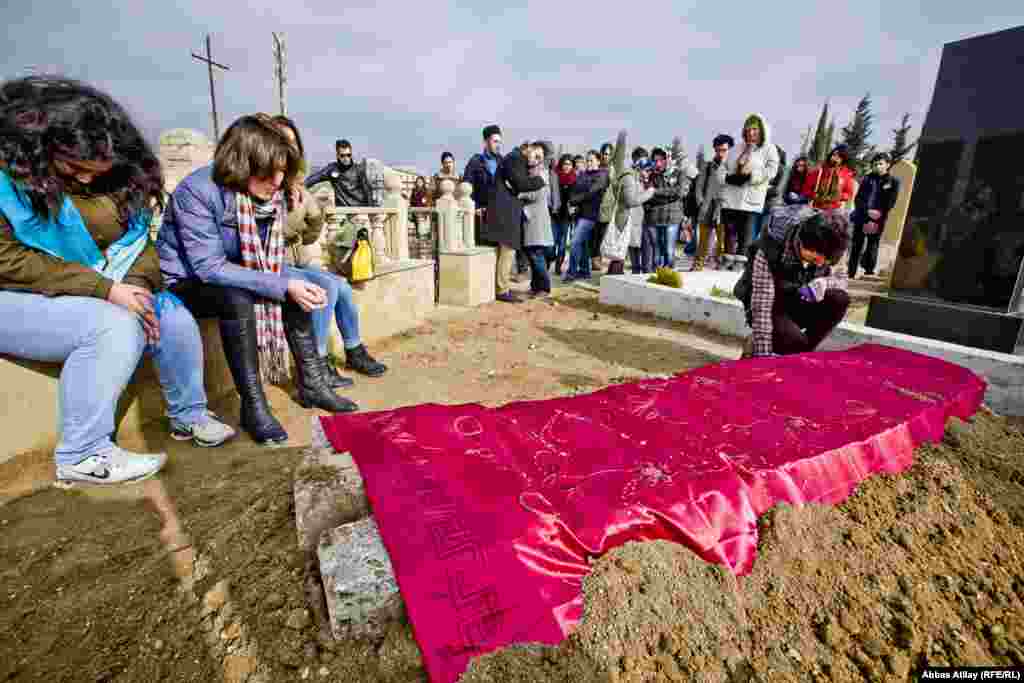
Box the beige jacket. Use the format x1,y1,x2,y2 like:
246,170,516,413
283,185,326,268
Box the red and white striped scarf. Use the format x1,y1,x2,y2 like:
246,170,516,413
237,192,290,384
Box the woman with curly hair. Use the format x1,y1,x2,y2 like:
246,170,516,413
0,76,236,485
157,113,359,447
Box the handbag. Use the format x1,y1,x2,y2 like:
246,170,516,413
601,215,631,261
349,228,375,282
863,221,880,235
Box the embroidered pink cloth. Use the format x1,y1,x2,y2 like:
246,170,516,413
319,344,985,683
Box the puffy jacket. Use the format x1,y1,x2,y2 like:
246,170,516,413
642,170,684,226
721,113,781,213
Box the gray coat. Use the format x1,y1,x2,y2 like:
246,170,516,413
613,170,655,247
520,167,553,248
694,158,729,226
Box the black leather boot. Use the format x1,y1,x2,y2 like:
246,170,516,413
322,356,354,389
284,307,358,413
218,317,288,445
344,344,387,377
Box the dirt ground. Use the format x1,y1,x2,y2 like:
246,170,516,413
1,285,1022,682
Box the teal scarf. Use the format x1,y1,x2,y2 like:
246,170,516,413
0,170,180,317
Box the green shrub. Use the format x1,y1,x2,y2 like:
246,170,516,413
646,267,682,288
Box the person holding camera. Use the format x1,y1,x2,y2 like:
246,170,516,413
720,114,780,268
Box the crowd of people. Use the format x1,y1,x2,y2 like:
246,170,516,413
0,75,905,488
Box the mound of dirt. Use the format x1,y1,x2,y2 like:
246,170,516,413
2,408,1021,681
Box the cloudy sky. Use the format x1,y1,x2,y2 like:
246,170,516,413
3,1,1023,176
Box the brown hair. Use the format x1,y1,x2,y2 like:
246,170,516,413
212,113,301,193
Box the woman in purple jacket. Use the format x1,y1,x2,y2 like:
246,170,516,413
157,114,356,446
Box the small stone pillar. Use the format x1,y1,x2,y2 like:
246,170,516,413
435,179,461,252
457,182,476,250
380,172,409,262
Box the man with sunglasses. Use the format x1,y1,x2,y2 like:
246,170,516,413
304,139,376,209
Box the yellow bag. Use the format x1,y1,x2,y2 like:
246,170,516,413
350,238,374,282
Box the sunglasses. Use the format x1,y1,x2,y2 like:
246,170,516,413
337,152,352,158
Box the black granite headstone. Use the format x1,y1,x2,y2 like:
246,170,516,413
871,26,1024,353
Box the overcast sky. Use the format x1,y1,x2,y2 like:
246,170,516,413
3,1,1023,176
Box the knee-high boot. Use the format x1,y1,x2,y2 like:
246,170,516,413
219,317,288,445
283,306,358,413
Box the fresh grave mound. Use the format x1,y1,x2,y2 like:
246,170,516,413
318,344,985,683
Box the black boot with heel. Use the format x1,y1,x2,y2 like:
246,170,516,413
219,317,289,445
283,306,359,413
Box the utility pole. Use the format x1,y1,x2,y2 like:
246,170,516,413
191,34,230,141
272,32,287,116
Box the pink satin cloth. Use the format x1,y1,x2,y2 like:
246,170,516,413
319,344,985,683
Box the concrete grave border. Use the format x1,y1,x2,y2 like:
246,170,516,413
599,272,1024,416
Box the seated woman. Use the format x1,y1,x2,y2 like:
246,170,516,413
270,116,386,388
734,205,850,357
157,114,358,447
0,76,235,486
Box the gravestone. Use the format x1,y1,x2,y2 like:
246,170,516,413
867,25,1024,354
159,128,214,193
874,159,917,277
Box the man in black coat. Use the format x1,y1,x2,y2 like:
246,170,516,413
848,152,902,278
304,139,376,207
481,141,546,302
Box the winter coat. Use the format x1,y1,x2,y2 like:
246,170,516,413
694,158,729,226
283,186,326,268
463,152,502,209
801,164,856,210
520,167,554,248
598,165,619,224
721,113,781,214
568,169,610,223
0,191,161,299
851,173,901,226
304,160,375,208
612,169,655,247
157,165,289,302
554,170,577,222
764,144,788,208
642,169,684,226
480,149,545,249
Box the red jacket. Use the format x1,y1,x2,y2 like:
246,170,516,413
801,164,855,210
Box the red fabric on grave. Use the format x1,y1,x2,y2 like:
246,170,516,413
319,344,985,683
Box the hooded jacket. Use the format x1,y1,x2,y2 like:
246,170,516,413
720,113,781,214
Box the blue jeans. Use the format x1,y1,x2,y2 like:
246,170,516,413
0,291,208,465
663,223,679,268
567,218,595,278
750,211,766,242
550,219,570,266
284,265,361,357
640,225,658,273
525,246,551,293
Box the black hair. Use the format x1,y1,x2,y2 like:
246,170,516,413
441,151,454,163
600,142,614,155
558,154,574,167
712,134,735,149
335,139,352,150
871,152,891,163
651,147,667,161
0,75,165,220
573,154,585,163
799,211,850,263
585,149,601,162
631,146,648,161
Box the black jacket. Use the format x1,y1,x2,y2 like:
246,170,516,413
480,149,545,248
642,170,683,226
852,173,901,225
305,160,375,207
463,152,502,209
568,169,610,223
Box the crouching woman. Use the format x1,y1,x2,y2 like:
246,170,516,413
734,205,850,357
0,76,235,486
157,114,357,447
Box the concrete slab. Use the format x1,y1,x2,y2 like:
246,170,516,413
317,517,404,640
600,273,1024,416
293,420,370,554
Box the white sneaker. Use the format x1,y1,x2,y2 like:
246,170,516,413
56,446,167,486
170,411,237,448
